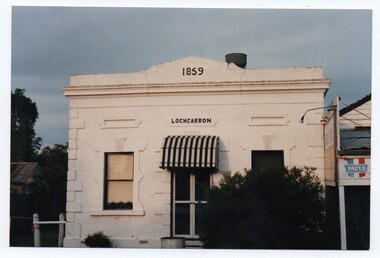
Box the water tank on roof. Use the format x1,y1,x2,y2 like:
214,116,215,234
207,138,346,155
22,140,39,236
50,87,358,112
225,53,247,68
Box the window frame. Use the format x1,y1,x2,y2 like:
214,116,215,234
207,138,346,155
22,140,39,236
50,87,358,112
104,152,134,210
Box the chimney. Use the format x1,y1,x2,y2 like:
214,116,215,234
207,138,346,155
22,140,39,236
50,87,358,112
225,53,247,68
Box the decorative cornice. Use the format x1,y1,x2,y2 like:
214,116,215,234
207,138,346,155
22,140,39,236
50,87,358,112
63,79,331,97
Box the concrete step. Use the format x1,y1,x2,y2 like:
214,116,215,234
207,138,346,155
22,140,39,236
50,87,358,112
185,239,203,249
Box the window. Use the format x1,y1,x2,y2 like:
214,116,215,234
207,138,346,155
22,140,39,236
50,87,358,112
251,150,284,171
104,153,134,210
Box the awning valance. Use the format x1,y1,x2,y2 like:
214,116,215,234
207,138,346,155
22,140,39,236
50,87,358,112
160,135,219,170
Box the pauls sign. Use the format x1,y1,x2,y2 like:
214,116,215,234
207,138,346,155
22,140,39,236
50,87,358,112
344,158,368,178
338,157,370,185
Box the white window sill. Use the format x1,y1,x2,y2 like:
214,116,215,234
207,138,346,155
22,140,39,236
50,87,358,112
91,210,145,216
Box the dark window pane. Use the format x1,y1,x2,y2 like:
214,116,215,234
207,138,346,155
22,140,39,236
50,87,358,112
175,203,190,235
251,150,284,171
195,203,206,236
175,172,190,201
195,172,210,201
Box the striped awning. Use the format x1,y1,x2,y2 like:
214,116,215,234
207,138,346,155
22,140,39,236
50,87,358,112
160,135,219,170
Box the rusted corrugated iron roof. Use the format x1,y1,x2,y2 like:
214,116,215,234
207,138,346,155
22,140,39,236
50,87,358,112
340,94,371,116
10,162,41,184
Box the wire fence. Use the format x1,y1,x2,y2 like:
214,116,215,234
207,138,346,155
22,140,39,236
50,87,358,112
10,214,66,247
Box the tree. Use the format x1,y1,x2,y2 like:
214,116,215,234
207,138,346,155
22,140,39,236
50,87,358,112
11,88,41,161
198,166,326,249
33,144,68,219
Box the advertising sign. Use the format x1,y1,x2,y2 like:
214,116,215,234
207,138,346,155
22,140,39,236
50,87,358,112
338,157,371,185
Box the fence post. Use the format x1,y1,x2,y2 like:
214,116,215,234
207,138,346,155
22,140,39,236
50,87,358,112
33,213,41,247
58,213,65,247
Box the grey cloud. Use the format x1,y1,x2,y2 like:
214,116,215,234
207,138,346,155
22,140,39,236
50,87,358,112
11,7,371,145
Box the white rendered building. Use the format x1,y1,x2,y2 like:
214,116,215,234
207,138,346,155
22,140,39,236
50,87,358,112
63,54,331,248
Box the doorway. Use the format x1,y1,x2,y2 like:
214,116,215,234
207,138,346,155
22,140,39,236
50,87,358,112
172,170,210,238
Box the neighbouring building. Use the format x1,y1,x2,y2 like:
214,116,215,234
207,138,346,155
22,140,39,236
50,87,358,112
324,94,371,250
63,53,331,248
11,162,41,195
10,162,41,226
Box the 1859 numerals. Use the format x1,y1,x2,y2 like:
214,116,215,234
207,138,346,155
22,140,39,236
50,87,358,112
182,67,204,76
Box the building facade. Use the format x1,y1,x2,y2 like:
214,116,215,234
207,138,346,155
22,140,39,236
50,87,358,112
63,54,331,248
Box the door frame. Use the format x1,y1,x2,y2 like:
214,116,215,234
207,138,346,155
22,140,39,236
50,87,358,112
171,169,211,238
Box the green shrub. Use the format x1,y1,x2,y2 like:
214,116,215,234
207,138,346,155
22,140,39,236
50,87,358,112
198,166,326,249
84,231,112,248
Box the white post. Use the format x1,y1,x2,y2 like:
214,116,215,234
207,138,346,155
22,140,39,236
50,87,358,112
33,213,41,247
338,186,347,250
58,213,65,247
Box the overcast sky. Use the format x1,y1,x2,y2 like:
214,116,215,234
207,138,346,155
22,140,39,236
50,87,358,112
10,7,372,146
